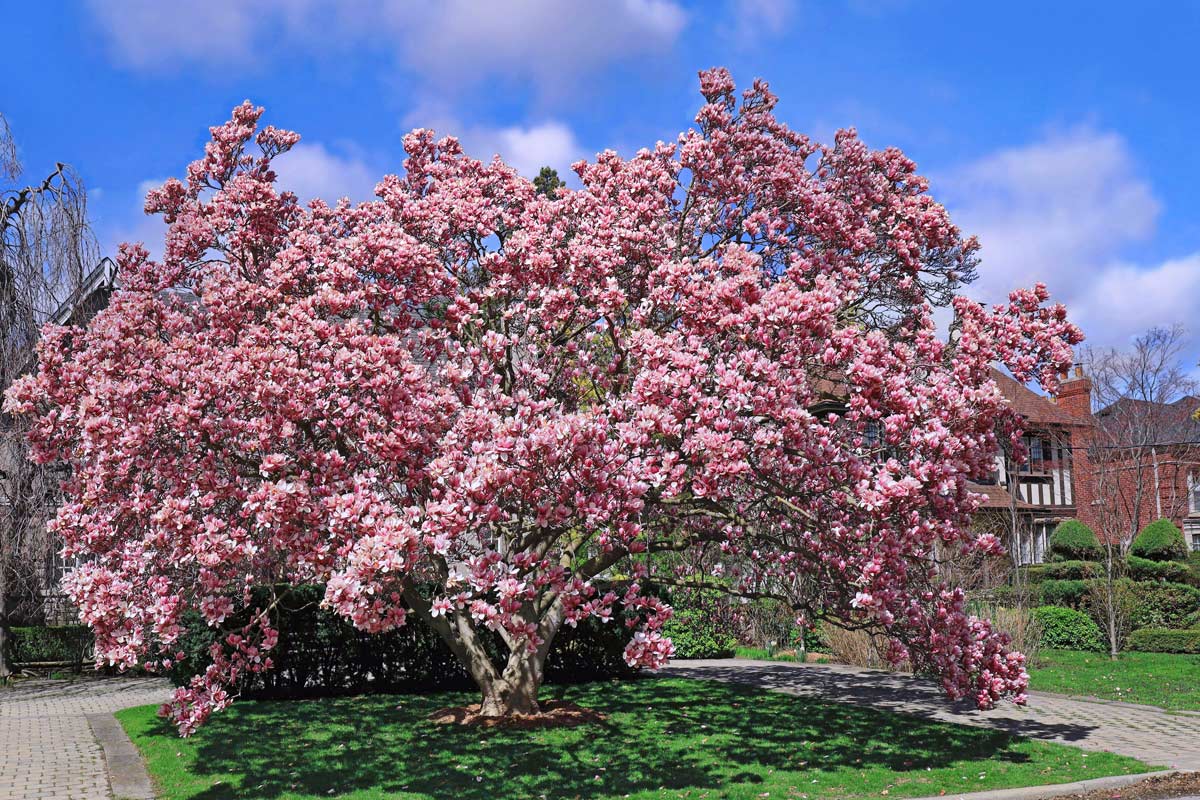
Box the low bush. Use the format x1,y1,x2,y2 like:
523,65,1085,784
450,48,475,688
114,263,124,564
1127,555,1196,585
169,584,641,698
9,625,93,667
1131,519,1188,562
1032,606,1103,651
662,608,737,659
789,623,827,653
1128,581,1200,630
1128,628,1200,654
1048,520,1102,562
1043,560,1101,580
1041,579,1088,609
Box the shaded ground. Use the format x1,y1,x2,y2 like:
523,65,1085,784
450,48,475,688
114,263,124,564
665,659,1200,769
118,677,1149,800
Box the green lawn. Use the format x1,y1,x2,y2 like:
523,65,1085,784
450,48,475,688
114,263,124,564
733,646,799,662
119,677,1152,800
1029,649,1200,711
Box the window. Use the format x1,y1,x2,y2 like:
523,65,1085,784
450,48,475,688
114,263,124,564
1019,436,1047,473
1190,473,1200,515
864,421,881,449
1015,524,1051,565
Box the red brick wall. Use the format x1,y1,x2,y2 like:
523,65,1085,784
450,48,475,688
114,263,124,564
1053,368,1200,541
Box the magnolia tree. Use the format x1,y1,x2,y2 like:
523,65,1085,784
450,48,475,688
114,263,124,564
5,69,1081,734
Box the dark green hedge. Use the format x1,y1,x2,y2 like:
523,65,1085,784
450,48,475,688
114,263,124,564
1128,627,1200,654
169,585,640,698
662,608,736,659
1033,605,1104,651
1022,565,1048,585
1041,579,1088,609
1043,560,1102,580
9,625,93,666
1127,581,1200,630
1048,520,1103,562
1127,555,1197,586
1131,519,1188,562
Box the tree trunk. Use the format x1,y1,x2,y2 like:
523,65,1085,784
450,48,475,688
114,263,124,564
0,560,10,680
403,584,563,718
479,647,544,716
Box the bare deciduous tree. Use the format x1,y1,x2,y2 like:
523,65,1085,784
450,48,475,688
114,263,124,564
0,112,96,678
1083,326,1200,658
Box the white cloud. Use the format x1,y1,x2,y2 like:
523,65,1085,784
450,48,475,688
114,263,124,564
728,0,794,41
383,0,686,94
83,0,320,70
940,128,1160,304
402,101,587,179
1069,255,1200,346
84,0,686,94
271,143,379,204
464,122,587,178
936,128,1196,350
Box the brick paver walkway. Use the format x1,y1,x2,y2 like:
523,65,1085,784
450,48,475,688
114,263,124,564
0,677,171,800
666,659,1200,771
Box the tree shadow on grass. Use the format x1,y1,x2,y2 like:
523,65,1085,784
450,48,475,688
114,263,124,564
159,677,1096,800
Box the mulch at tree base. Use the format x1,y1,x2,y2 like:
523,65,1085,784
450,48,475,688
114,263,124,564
426,700,608,729
1049,772,1200,800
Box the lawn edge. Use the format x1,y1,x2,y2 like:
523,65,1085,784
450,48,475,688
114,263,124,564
88,711,157,800
906,769,1183,800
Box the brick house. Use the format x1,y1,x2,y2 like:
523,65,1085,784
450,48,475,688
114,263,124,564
1057,366,1200,551
969,369,1092,565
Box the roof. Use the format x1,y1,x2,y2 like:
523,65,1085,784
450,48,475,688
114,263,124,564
967,481,1032,510
1095,395,1200,447
50,257,118,326
989,368,1084,427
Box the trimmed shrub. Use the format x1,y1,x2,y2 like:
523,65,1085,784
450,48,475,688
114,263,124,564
1127,555,1196,585
1128,581,1200,630
1043,560,1101,580
1131,519,1188,562
9,625,93,667
1129,627,1200,654
663,608,737,659
1021,565,1048,585
1041,579,1088,609
1048,520,1102,562
1032,605,1103,651
169,584,641,698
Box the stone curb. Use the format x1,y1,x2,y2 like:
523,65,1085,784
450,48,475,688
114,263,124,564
86,712,157,800
906,770,1183,800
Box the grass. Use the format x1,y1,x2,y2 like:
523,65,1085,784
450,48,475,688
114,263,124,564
1029,649,1200,711
119,677,1153,800
733,646,798,661
731,646,831,663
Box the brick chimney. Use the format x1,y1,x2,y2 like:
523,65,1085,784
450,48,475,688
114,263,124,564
1056,364,1092,419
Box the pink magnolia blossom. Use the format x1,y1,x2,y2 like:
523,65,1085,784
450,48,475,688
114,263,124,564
5,69,1082,733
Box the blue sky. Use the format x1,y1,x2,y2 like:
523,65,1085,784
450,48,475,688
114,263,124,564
6,1,1200,363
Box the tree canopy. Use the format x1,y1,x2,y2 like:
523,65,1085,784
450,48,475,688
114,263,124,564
5,69,1081,733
